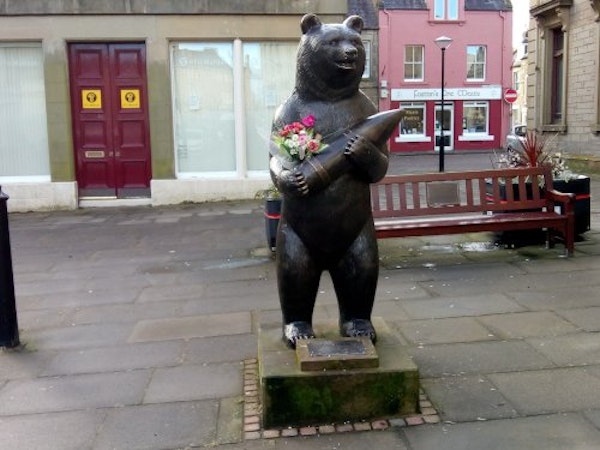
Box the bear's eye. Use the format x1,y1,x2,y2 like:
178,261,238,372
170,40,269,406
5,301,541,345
329,39,339,46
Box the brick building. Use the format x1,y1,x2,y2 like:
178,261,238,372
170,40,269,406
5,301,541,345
378,0,513,153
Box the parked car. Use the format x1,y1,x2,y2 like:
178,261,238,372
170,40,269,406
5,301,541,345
506,125,527,151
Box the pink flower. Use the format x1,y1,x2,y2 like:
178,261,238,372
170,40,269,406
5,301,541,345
301,115,316,128
307,139,321,153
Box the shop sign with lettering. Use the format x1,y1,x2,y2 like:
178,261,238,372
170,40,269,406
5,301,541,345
391,86,502,102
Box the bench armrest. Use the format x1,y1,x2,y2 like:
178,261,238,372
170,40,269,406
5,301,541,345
545,188,576,213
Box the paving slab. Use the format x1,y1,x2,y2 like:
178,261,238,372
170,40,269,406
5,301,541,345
558,306,600,331
143,361,243,403
23,323,133,350
478,311,578,339
410,341,555,377
527,333,600,366
403,413,600,450
40,341,184,376
421,375,518,422
92,401,218,450
394,317,496,345
488,367,600,415
400,293,524,320
128,311,251,342
0,410,105,450
0,370,151,415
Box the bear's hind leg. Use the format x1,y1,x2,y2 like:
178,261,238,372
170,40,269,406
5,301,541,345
330,223,379,343
277,225,320,349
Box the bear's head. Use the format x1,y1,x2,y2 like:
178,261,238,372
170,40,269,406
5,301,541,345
296,14,365,101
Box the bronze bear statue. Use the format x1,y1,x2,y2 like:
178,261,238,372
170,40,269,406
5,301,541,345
270,13,400,349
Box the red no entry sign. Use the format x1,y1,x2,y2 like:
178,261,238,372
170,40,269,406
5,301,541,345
504,88,518,103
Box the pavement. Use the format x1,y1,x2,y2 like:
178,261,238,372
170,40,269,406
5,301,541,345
2,152,600,449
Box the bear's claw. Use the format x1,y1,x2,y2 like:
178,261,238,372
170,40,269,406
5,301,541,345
340,319,377,344
283,321,316,349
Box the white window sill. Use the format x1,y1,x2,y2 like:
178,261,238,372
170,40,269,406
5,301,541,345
396,136,432,143
458,134,495,141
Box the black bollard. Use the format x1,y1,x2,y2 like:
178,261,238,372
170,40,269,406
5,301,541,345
0,186,19,348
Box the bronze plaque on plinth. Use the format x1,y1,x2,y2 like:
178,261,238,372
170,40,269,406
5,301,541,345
295,337,379,371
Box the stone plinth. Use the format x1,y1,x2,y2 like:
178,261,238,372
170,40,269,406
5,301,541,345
258,318,419,428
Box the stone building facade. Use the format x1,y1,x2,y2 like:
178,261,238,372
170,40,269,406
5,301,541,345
527,0,600,158
0,0,379,211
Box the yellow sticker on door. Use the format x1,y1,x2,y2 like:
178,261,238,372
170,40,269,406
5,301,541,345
82,89,102,109
121,89,140,109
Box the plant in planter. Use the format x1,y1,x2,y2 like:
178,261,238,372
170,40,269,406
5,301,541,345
494,130,590,239
256,184,282,252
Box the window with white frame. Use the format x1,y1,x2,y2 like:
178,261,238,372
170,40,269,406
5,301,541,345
462,101,489,135
434,0,458,20
171,41,297,176
362,40,371,79
243,42,297,171
467,45,486,81
404,45,424,81
397,102,427,141
0,43,50,180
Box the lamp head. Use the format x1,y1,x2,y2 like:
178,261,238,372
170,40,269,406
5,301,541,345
435,36,453,50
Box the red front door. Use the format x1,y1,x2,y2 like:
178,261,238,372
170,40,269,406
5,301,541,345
69,43,151,198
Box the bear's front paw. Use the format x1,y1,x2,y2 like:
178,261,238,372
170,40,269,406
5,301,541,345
278,169,310,197
344,135,380,166
340,319,377,344
283,321,316,349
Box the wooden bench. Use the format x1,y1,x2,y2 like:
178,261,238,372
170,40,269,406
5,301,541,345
370,166,576,256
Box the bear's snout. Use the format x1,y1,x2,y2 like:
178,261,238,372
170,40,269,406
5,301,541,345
335,44,358,70
343,47,358,60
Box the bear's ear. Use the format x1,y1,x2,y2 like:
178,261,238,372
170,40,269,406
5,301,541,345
343,15,364,34
300,13,322,34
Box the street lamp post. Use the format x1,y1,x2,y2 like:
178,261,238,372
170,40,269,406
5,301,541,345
435,36,452,172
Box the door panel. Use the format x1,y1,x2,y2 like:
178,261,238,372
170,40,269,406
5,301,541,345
69,43,151,198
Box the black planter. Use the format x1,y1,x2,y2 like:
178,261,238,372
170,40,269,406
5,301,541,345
264,198,282,251
490,175,591,246
553,176,590,236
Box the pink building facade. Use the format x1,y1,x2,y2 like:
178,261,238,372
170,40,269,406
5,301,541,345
378,0,513,153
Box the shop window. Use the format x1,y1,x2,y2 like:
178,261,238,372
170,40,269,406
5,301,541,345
397,102,429,142
0,43,50,181
466,45,486,81
434,0,458,20
243,42,297,172
172,42,235,174
404,45,424,81
171,40,297,177
462,101,489,135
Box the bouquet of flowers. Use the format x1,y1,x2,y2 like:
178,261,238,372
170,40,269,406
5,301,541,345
272,115,327,161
